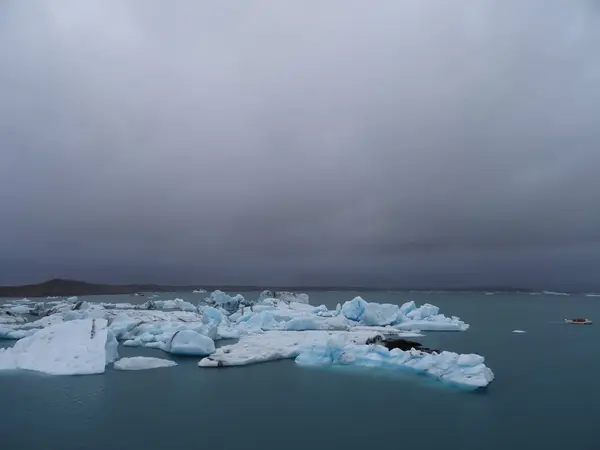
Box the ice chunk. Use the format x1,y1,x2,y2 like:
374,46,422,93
0,319,113,375
0,313,27,325
153,299,197,312
105,328,119,364
114,356,177,370
394,318,468,331
405,303,439,320
276,292,310,304
295,341,494,389
284,317,322,331
341,297,368,321
198,330,380,367
7,305,32,315
0,327,37,340
399,301,416,316
166,329,215,356
512,329,526,334
361,303,400,326
207,290,243,313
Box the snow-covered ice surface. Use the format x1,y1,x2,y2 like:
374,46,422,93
294,336,494,390
0,318,116,375
0,290,493,388
198,330,421,367
114,356,177,370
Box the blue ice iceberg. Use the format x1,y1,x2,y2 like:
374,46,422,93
295,336,494,389
340,298,468,331
166,329,215,356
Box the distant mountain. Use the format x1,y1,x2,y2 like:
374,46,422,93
0,278,189,298
0,278,547,298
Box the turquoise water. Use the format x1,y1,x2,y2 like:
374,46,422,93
1,292,599,450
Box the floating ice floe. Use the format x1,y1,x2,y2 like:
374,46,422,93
294,335,494,390
7,305,33,315
512,330,526,334
198,330,395,367
0,318,118,375
113,356,177,370
258,290,310,305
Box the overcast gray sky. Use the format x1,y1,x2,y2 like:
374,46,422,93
1,0,600,288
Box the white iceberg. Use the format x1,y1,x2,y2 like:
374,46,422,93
0,318,117,375
7,305,32,315
295,336,494,390
114,356,177,370
0,314,27,325
166,329,215,356
512,329,526,334
198,330,421,367
152,298,197,312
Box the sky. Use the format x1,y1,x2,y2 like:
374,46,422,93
1,0,600,289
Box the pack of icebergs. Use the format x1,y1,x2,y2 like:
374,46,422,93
0,291,493,389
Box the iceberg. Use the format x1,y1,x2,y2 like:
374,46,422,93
339,298,468,331
152,299,197,312
341,297,367,321
512,329,526,334
295,337,494,390
166,329,215,356
198,330,421,367
0,318,117,375
207,290,243,312
7,305,32,315
362,302,400,326
276,292,310,304
114,356,177,370
0,313,27,325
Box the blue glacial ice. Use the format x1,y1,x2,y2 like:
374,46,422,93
340,297,468,331
165,329,215,356
295,335,494,389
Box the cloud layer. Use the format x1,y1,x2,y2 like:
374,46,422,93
1,0,600,288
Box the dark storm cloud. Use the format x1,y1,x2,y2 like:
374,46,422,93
1,0,600,288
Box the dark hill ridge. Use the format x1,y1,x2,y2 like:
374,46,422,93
0,278,545,298
0,278,188,298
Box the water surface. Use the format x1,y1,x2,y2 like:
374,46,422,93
1,291,598,450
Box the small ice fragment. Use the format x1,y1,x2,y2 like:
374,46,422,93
114,356,177,370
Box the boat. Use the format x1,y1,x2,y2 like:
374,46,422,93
565,318,593,325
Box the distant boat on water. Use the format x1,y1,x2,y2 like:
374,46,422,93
565,318,592,325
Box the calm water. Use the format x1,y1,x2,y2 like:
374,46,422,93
2,291,599,450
